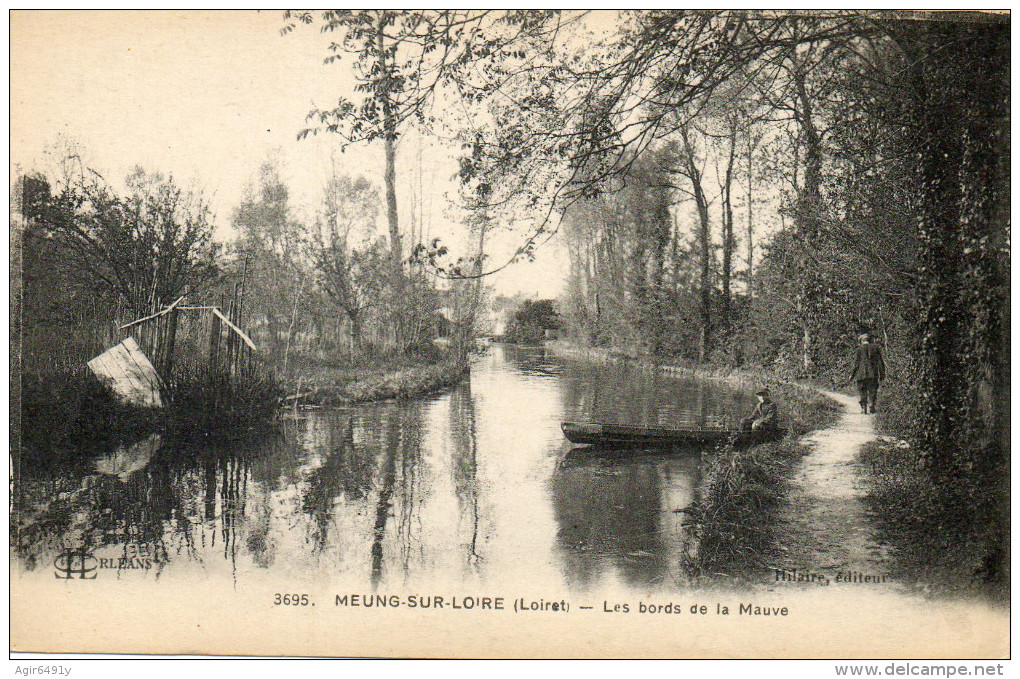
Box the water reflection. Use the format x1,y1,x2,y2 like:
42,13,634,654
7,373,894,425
14,344,756,593
553,452,701,589
450,383,482,569
557,356,750,430
93,433,160,481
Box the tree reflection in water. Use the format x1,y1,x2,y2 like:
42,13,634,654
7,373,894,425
450,382,482,571
370,412,400,587
14,345,748,592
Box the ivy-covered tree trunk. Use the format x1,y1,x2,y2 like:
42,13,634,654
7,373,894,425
901,19,1009,589
908,20,1009,485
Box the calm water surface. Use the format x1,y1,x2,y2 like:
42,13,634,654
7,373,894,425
14,344,757,593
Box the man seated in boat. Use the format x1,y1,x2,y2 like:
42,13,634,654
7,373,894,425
740,388,778,434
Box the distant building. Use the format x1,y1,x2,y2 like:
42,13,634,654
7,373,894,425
433,307,454,338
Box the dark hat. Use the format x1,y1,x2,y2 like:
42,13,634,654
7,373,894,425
754,387,770,396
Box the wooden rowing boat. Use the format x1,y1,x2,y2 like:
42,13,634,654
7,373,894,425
560,421,783,447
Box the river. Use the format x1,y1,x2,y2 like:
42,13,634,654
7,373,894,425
13,343,759,593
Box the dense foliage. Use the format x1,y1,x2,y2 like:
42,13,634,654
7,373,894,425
19,167,221,371
503,299,561,344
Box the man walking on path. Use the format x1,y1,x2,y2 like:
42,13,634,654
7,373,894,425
850,333,886,414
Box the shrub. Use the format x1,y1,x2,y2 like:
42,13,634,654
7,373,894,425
164,366,282,438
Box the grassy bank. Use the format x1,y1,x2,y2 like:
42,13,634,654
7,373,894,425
279,352,469,406
546,340,841,583
164,365,282,439
681,438,812,582
19,347,467,453
843,366,1008,601
680,387,839,583
547,340,757,386
858,439,1008,601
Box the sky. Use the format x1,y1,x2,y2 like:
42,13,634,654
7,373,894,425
10,10,568,299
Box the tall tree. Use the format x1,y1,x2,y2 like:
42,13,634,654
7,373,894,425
232,161,307,351
284,10,533,267
310,173,386,352
285,10,406,268
677,127,714,362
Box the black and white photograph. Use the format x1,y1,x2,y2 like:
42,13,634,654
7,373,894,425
9,10,1009,660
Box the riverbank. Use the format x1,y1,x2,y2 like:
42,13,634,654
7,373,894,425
545,340,842,585
681,401,843,584
19,349,469,452
552,340,1007,599
822,374,1009,601
280,354,470,406
19,364,284,451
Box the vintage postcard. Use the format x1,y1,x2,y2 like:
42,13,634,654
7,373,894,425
10,10,1009,659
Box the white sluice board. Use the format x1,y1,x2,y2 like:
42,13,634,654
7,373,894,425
86,336,164,409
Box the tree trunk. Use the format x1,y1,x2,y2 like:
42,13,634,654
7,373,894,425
899,23,1008,589
457,217,489,358
721,122,737,334
282,274,306,376
377,18,402,273
902,22,1009,477
802,318,813,376
793,61,823,241
791,57,824,375
682,129,712,363
745,136,755,300
647,173,670,356
383,134,400,270
347,310,363,352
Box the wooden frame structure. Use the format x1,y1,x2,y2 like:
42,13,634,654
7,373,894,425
117,286,257,379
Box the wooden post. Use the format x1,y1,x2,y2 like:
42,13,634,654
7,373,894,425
209,308,222,375
149,298,160,359
225,298,236,377
164,308,179,376
233,281,246,377
154,312,163,373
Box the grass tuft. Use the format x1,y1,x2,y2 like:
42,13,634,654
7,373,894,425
679,388,838,583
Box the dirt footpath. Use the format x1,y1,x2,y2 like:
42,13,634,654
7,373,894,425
773,389,896,587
